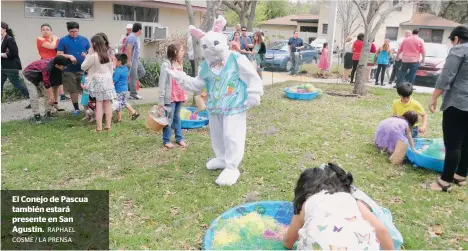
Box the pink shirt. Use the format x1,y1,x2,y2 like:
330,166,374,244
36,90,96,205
170,67,187,102
398,35,425,63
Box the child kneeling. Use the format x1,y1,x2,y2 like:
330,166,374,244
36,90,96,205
283,163,395,250
113,53,139,122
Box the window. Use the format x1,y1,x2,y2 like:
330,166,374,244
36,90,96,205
24,0,93,19
385,27,399,41
393,0,402,11
419,28,444,43
322,24,328,35
113,4,159,23
300,26,318,33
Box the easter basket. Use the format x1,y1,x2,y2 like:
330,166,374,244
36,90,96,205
145,106,170,132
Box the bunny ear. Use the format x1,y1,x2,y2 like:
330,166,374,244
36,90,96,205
189,25,205,39
212,15,227,33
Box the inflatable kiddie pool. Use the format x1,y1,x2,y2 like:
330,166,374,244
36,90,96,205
284,84,319,101
180,107,209,129
203,201,293,250
406,138,445,173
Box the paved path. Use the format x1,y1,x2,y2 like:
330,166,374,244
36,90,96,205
1,72,434,122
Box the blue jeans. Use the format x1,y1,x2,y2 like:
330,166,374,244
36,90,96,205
1,70,30,99
396,62,419,86
162,102,183,144
412,126,419,138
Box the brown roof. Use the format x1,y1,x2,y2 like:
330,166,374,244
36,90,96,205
261,14,319,26
401,13,461,28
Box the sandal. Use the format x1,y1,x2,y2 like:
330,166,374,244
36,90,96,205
177,141,187,148
426,178,452,192
131,112,140,120
454,177,467,186
164,142,174,149
95,128,102,133
104,127,111,131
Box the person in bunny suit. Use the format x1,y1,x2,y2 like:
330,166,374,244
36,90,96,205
168,15,263,186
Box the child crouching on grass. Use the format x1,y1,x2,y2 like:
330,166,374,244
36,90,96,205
283,163,395,250
393,83,428,138
113,53,139,122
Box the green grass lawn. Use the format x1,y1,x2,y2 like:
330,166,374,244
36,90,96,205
2,82,467,250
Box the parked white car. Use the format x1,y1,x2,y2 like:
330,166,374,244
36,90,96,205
310,38,340,54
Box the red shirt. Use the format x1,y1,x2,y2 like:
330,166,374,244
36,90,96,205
36,37,59,59
352,40,363,60
370,43,376,53
398,35,425,63
24,58,53,89
170,67,187,102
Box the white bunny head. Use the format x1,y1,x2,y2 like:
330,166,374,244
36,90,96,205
189,15,229,63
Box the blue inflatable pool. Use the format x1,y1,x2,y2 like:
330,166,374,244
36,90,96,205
203,201,293,250
406,138,444,173
181,107,209,129
284,87,318,100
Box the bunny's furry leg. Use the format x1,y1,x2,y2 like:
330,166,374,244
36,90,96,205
214,112,247,186
206,113,226,170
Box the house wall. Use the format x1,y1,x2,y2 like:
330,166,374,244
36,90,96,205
1,1,202,66
318,2,415,48
398,26,453,46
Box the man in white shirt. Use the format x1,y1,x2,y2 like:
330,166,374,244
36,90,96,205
187,35,195,77
389,30,411,85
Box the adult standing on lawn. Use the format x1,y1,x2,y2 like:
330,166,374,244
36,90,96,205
57,21,90,115
288,31,304,76
187,35,195,77
125,23,146,100
1,21,30,105
36,23,69,102
350,33,364,84
396,29,425,87
342,36,354,82
428,25,468,192
389,30,411,86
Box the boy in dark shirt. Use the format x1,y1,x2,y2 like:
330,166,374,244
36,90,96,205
22,55,69,124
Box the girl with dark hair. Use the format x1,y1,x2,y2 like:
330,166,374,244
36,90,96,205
81,34,116,132
1,21,30,103
158,42,188,149
283,163,394,250
374,110,417,161
317,42,329,78
350,33,364,83
96,32,116,63
252,32,266,79
230,32,241,52
428,25,468,192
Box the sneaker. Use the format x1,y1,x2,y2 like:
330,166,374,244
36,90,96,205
60,95,70,101
44,112,56,121
72,110,80,116
25,104,32,109
129,94,142,100
131,112,140,120
33,115,43,124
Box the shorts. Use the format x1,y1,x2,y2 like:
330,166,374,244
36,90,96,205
344,52,353,69
115,92,127,112
63,72,83,94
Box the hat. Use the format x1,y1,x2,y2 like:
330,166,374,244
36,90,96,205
126,23,133,29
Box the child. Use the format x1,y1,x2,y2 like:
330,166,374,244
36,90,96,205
392,83,427,138
22,55,69,124
158,42,187,149
317,42,329,79
283,163,395,250
81,34,116,132
113,53,139,122
375,111,417,164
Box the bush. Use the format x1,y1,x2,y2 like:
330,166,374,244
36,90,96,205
2,79,27,103
139,59,193,88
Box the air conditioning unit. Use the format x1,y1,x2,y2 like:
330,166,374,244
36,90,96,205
153,26,168,40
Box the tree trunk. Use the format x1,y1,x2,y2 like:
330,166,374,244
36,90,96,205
247,0,257,31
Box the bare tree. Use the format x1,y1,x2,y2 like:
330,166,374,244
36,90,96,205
337,0,362,55
223,0,258,31
352,0,415,96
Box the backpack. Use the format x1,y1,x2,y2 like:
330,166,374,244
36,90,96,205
352,186,404,250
